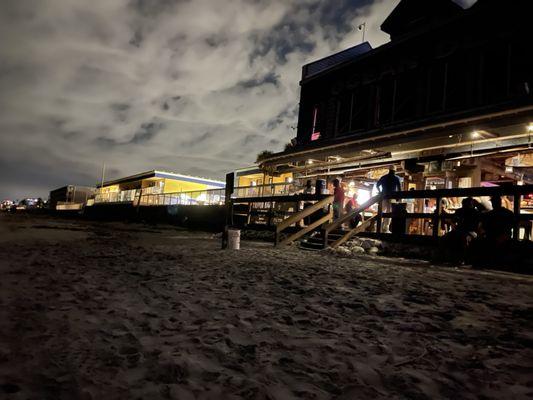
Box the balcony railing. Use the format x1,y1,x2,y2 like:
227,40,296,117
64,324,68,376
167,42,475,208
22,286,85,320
232,182,300,198
93,183,306,207
94,189,139,203
138,188,225,206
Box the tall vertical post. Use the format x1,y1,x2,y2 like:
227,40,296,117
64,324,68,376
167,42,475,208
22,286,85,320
222,172,235,249
433,196,443,239
100,163,106,189
513,192,521,241
376,198,383,234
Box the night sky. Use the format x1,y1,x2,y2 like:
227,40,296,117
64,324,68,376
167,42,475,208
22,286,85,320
0,0,476,200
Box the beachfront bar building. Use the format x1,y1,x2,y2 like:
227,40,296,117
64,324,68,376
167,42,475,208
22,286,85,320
226,0,532,243
93,170,225,206
256,0,532,196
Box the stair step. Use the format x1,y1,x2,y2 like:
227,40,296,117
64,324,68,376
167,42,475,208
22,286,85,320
300,240,324,250
298,245,323,252
305,236,323,244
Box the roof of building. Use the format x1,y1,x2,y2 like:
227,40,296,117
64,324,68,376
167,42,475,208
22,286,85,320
50,185,96,194
234,166,263,176
301,42,373,80
98,170,225,188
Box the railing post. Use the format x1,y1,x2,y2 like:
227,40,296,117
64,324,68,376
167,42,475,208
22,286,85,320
267,200,274,228
376,198,383,233
513,192,521,240
433,196,443,238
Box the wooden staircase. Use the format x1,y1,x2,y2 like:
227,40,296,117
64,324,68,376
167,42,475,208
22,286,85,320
274,196,334,247
274,194,382,249
321,194,382,249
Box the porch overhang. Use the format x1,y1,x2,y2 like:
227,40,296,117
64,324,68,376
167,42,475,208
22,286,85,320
259,105,533,172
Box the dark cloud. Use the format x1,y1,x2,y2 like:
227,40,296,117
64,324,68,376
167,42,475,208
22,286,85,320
180,131,214,148
129,0,183,18
237,72,280,89
129,122,164,144
95,122,163,147
129,29,143,47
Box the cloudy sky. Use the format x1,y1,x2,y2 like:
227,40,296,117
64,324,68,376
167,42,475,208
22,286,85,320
0,0,476,199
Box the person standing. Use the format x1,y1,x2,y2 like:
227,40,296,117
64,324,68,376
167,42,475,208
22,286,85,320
332,179,345,220
376,167,402,232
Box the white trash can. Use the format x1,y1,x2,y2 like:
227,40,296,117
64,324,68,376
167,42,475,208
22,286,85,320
227,229,241,250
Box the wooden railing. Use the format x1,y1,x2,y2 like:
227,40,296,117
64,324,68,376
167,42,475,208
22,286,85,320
375,185,533,241
275,196,334,246
228,184,533,248
228,194,334,245
323,194,382,248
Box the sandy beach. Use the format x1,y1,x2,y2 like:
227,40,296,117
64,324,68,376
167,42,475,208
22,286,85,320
1,213,532,399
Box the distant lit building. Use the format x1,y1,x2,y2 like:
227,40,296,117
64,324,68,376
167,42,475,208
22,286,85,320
93,170,225,206
49,185,95,210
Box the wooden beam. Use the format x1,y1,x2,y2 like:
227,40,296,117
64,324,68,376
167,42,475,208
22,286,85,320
330,216,377,248
276,196,334,233
324,194,382,233
277,212,333,247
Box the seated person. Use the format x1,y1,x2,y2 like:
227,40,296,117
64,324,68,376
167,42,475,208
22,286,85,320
469,196,515,268
439,197,481,263
454,197,481,240
345,195,362,229
481,196,515,244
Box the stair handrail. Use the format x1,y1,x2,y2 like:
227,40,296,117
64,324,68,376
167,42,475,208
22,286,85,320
275,195,334,246
329,215,378,248
324,194,382,234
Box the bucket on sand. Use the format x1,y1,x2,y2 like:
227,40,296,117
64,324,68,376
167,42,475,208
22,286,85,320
227,229,241,250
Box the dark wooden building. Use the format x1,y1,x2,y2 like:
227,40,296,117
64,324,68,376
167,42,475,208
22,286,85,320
49,185,95,210
297,0,531,146
261,0,533,188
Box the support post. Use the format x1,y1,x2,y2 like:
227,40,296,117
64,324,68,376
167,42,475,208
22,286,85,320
376,198,383,233
222,172,235,249
513,193,521,241
433,196,443,239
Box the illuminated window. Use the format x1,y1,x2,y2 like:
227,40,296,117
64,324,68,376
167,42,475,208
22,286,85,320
311,105,321,141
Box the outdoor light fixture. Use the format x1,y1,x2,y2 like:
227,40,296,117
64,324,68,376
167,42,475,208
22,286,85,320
307,160,314,165
527,123,533,133
472,131,481,138
448,135,453,138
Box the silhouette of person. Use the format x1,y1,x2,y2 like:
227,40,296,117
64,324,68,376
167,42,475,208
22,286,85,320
454,197,481,237
439,197,481,264
482,196,515,243
376,167,402,232
469,196,516,268
345,194,362,229
303,180,314,194
332,179,345,220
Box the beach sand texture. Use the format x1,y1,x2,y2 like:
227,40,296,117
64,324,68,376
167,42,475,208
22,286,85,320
1,214,532,399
